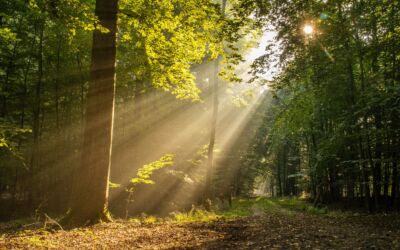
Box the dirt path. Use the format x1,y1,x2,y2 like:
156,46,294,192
2,210,400,249
197,212,400,249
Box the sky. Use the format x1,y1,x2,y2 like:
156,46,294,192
244,30,278,81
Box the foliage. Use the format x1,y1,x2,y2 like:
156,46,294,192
118,0,224,100
108,182,121,189
240,0,400,212
171,197,328,224
0,0,249,221
130,154,175,186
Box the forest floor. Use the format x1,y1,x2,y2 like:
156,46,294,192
1,198,400,249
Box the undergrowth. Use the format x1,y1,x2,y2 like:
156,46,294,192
0,197,329,231
170,197,328,223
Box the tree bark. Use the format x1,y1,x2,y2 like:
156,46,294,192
204,59,219,202
66,0,118,226
373,111,383,210
76,52,86,130
29,23,44,209
204,0,226,203
392,159,399,210
54,34,62,132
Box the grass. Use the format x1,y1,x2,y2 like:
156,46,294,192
267,197,328,215
172,209,222,223
170,197,329,224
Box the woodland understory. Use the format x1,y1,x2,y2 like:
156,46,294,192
2,198,400,249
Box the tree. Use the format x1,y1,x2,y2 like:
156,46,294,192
239,0,400,211
66,0,118,225
0,0,236,221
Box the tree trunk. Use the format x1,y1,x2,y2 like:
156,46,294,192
66,0,118,226
29,23,44,209
19,47,34,145
76,52,86,130
392,160,399,210
358,136,371,211
383,160,389,205
282,143,288,195
373,111,383,210
54,34,62,132
277,152,282,197
204,0,226,202
204,59,219,202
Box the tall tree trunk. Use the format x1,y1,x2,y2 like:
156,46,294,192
282,142,288,195
277,152,282,197
373,111,383,210
14,50,33,215
66,0,118,225
54,34,62,132
19,48,34,145
204,0,226,202
358,136,371,211
204,59,219,201
76,52,86,130
392,157,399,210
29,23,44,209
356,41,372,211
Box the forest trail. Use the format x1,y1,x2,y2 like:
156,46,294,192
2,207,400,249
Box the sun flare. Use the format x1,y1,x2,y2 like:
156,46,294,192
303,24,314,35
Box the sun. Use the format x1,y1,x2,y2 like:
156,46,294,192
303,24,314,35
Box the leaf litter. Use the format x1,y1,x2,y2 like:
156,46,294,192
1,209,399,249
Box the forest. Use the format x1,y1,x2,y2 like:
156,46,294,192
1,0,399,249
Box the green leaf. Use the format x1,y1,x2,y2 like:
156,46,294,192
130,154,174,185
